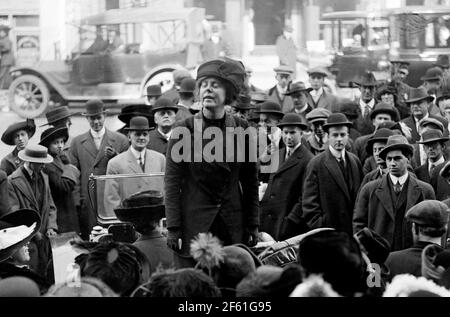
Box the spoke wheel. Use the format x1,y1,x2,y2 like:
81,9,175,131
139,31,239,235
8,75,50,118
144,69,176,96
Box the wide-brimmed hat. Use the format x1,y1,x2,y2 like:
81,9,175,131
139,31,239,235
353,71,378,87
151,97,179,114
179,78,196,93
0,208,41,262
434,55,450,69
306,108,331,123
145,85,162,97
40,106,76,127
339,101,359,119
274,65,294,75
436,89,450,105
118,104,154,125
39,127,69,148
370,102,400,122
113,190,165,226
18,144,53,164
277,113,308,130
124,116,152,132
419,117,445,133
421,67,443,82
233,94,254,110
197,58,246,92
307,67,328,78
81,99,107,116
418,129,450,144
366,128,394,155
254,101,284,117
406,200,450,229
322,113,353,131
284,81,312,96
405,87,434,104
1,119,36,146
379,135,414,160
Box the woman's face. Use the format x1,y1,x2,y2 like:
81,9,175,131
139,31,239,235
12,243,30,263
199,77,227,109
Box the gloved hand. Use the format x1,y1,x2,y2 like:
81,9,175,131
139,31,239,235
167,228,182,252
244,226,259,247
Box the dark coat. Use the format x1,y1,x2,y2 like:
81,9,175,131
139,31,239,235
0,262,51,295
363,156,377,175
353,173,435,248
260,144,313,240
164,112,259,256
353,99,375,136
401,115,448,144
430,162,450,201
359,168,383,192
414,162,432,184
0,169,9,215
302,148,363,235
133,231,174,274
352,134,371,166
0,148,23,176
42,156,80,234
175,105,194,123
148,129,168,155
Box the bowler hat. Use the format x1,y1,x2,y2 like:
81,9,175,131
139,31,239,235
434,55,450,69
274,65,295,75
178,78,196,93
151,97,179,113
250,91,268,103
113,190,165,226
379,135,414,160
1,119,36,146
39,127,69,148
419,117,445,133
233,94,254,110
440,160,450,179
366,128,394,155
353,71,378,87
306,108,331,123
436,89,450,105
118,104,154,125
254,101,284,117
145,85,162,97
354,227,391,264
197,59,245,92
18,144,53,164
339,101,359,119
322,113,353,131
81,99,107,116
40,106,76,127
173,69,192,86
277,113,308,129
418,129,450,144
370,102,400,122
421,67,443,81
0,208,41,262
307,67,328,78
124,116,152,131
405,87,434,104
406,200,450,229
284,81,312,96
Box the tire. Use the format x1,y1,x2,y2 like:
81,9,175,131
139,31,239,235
144,68,175,95
8,75,50,118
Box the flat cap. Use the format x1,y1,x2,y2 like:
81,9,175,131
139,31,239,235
273,65,294,75
406,200,450,229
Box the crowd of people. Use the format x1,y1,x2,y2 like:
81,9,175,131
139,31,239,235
2,51,450,298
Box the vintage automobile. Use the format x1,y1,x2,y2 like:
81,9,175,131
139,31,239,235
8,7,205,118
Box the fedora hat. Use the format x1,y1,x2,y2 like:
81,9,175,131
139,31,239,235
322,113,353,131
254,101,284,117
370,102,400,122
178,78,196,93
124,116,152,132
233,94,254,110
151,97,179,114
113,190,165,226
405,87,434,104
118,104,154,125
418,129,450,144
145,85,162,97
40,106,76,127
434,55,450,69
436,89,450,105
306,108,331,123
284,81,312,96
419,117,445,133
0,208,41,262
39,127,69,148
353,71,378,87
379,135,414,160
421,67,443,82
197,58,246,92
82,99,107,116
274,65,294,75
18,144,53,164
1,119,36,146
307,67,328,78
366,128,394,156
277,113,309,130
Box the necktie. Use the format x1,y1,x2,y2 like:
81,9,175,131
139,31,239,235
429,163,436,177
139,156,144,171
394,180,402,194
364,105,370,118
286,149,292,160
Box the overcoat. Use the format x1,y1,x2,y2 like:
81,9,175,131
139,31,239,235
401,114,448,144
0,169,9,215
430,162,450,201
0,148,22,176
148,129,169,155
306,90,339,113
267,85,294,114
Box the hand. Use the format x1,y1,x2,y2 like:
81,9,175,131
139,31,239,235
167,229,182,252
104,146,117,159
59,153,70,165
244,226,259,247
46,229,57,238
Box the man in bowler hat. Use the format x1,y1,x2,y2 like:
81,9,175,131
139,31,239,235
148,98,179,155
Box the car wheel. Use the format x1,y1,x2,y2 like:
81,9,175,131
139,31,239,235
8,75,50,118
144,68,175,95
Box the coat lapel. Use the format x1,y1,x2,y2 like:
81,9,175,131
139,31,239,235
375,175,395,221
406,175,423,211
93,129,117,167
126,148,142,174
275,145,304,175
324,150,350,200
80,131,98,160
14,170,38,209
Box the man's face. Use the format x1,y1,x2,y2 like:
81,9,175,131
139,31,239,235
233,108,250,120
29,162,44,174
87,114,105,132
276,74,291,89
13,130,30,151
309,75,325,90
386,150,408,177
48,137,65,156
381,93,395,106
312,120,326,138
360,85,375,103
292,91,307,109
327,126,349,152
394,68,408,82
282,126,303,149
424,141,444,162
372,114,392,128
424,80,441,95
147,96,158,106
128,130,150,151
154,109,176,129
410,100,429,119
373,141,387,166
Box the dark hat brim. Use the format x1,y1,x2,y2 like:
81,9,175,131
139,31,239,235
322,121,353,131
81,110,108,116
278,122,309,129
352,81,378,87
39,112,78,127
124,127,153,131
379,143,414,160
39,128,69,148
1,122,36,146
418,136,450,144
151,106,180,114
284,87,313,95
421,75,442,81
118,112,155,125
405,95,434,104
253,110,284,117
113,205,165,225
370,108,400,121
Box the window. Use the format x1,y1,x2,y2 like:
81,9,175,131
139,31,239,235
14,15,39,27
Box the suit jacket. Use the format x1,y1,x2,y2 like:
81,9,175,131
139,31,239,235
353,173,435,247
260,144,313,240
0,148,22,176
133,231,174,274
0,170,9,215
430,162,450,201
104,148,166,215
414,162,433,184
401,115,449,144
306,90,339,112
353,99,375,136
164,112,259,256
7,168,57,233
359,168,383,192
352,134,372,166
267,86,294,113
148,129,169,155
302,148,363,235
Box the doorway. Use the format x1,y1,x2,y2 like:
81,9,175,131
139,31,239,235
253,0,287,45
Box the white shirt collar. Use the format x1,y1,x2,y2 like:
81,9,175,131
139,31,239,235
329,145,346,162
429,156,445,171
158,128,172,141
294,104,309,114
310,87,323,97
415,113,429,124
359,98,375,110
276,84,287,96
90,127,106,139
130,146,145,160
23,164,34,177
389,172,409,186
286,142,302,156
